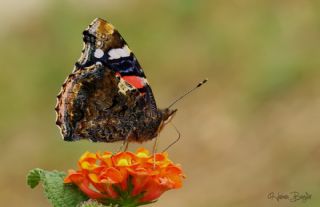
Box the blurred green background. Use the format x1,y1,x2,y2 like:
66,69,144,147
1,0,320,206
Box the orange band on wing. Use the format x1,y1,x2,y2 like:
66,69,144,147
122,76,145,89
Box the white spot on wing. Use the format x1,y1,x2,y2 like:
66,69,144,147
95,61,103,66
108,45,131,60
94,49,104,58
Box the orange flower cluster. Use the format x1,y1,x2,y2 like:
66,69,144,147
64,148,185,204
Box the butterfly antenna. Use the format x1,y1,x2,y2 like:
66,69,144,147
167,78,208,109
162,123,181,152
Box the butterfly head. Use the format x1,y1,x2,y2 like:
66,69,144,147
157,108,178,132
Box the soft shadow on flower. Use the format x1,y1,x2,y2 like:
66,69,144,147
64,148,185,206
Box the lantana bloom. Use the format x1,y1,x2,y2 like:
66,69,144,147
64,148,185,206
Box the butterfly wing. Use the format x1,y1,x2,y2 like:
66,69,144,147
77,18,158,114
55,18,162,142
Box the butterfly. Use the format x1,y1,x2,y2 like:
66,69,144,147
55,18,177,143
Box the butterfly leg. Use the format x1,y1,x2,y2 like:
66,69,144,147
118,136,129,152
162,123,181,152
124,140,129,151
117,141,125,152
152,135,159,168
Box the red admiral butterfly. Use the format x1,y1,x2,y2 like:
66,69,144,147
55,18,178,143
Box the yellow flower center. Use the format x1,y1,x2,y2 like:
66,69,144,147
81,161,97,170
136,152,149,158
117,158,130,166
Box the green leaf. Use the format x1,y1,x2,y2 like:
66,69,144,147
27,168,44,189
27,168,89,207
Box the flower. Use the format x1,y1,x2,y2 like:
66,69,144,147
64,148,185,206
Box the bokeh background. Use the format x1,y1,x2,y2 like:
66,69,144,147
1,0,320,206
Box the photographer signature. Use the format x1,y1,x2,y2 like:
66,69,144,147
267,191,311,202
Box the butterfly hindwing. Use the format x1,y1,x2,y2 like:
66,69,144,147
56,63,157,142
